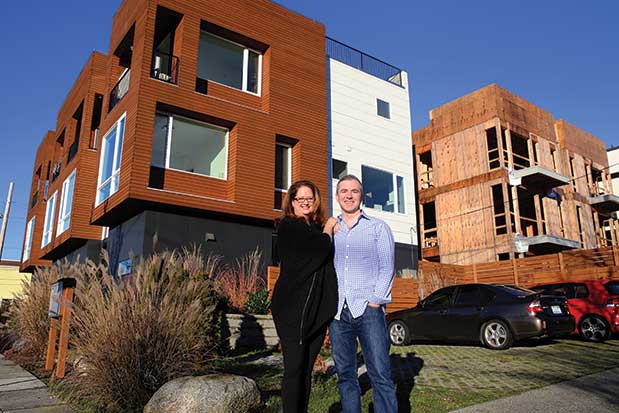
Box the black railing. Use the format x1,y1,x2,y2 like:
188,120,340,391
151,51,179,84
326,37,403,87
67,138,79,163
31,191,38,209
109,69,131,112
51,160,62,182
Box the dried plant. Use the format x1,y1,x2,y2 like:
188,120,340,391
9,259,83,359
68,249,222,412
216,248,265,312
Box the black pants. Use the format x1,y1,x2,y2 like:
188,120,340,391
280,327,327,413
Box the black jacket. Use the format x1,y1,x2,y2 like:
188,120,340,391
271,217,338,344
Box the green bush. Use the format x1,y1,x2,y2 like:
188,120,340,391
245,287,271,315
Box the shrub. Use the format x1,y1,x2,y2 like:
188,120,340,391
9,260,83,358
68,249,223,412
217,248,265,312
245,287,271,315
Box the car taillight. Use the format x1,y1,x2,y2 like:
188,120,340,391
607,298,619,309
528,300,543,314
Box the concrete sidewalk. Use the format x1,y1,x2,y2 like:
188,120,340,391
0,355,72,413
451,367,619,413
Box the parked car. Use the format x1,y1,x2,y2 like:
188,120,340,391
387,283,575,350
530,280,619,342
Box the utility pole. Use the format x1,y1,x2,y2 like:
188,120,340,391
0,182,14,261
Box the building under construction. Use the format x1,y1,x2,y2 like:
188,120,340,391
414,84,619,265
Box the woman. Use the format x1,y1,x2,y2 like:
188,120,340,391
271,180,338,413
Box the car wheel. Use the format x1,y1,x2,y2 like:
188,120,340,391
578,315,610,342
480,320,513,350
388,320,410,346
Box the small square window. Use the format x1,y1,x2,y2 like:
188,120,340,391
332,159,347,180
377,99,390,119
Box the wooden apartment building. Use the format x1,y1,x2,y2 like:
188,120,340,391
414,84,619,265
21,0,417,274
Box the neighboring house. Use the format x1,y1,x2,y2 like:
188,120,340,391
0,261,29,300
327,39,417,276
21,0,417,275
413,84,618,265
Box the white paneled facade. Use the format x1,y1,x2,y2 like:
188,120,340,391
328,58,418,275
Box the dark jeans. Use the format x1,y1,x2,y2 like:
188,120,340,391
329,305,397,413
280,327,327,413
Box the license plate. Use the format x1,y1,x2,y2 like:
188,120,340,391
551,305,562,314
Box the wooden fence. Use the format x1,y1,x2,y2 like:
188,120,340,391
267,246,619,313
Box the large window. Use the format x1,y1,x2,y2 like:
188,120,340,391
151,113,228,179
22,217,35,262
57,170,76,236
96,114,126,205
361,165,405,213
42,191,58,247
275,143,291,191
198,31,261,95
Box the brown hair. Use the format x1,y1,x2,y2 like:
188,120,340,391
281,180,326,226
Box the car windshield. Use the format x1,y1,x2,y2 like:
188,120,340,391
605,282,619,296
497,285,536,297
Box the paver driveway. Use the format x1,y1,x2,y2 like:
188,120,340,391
389,337,619,404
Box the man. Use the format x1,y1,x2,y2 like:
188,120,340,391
330,174,397,413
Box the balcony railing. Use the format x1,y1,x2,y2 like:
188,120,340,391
51,160,62,182
151,51,179,84
109,69,131,112
326,37,403,87
31,190,38,209
67,138,79,163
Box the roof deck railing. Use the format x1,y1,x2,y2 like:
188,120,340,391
326,37,403,87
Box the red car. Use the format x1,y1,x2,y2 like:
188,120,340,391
530,280,619,342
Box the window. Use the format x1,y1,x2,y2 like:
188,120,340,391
492,184,507,235
396,176,405,213
486,128,500,170
275,143,291,191
361,165,405,213
42,191,58,247
332,159,347,181
423,287,455,308
573,284,589,299
198,31,261,94
118,258,132,276
57,170,76,236
151,113,228,179
377,99,390,119
96,114,126,205
454,285,480,306
22,217,35,262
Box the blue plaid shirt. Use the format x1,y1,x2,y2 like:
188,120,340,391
333,210,395,319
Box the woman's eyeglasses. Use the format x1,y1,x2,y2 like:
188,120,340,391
293,197,315,204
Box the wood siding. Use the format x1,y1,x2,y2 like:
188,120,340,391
90,0,328,226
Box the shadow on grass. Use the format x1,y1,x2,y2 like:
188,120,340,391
327,352,424,413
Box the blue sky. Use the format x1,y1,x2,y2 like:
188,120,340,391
0,0,617,261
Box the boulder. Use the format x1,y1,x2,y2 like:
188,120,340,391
144,374,260,413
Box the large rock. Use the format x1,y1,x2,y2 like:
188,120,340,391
143,374,260,413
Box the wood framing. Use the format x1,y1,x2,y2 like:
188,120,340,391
413,84,614,265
